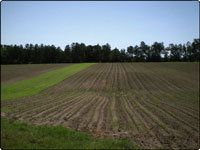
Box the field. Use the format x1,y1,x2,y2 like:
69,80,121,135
1,63,199,149
1,63,94,100
2,118,139,149
1,64,71,86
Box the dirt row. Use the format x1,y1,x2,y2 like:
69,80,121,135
2,63,199,149
1,64,71,85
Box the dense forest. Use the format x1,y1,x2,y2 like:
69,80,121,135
1,39,199,64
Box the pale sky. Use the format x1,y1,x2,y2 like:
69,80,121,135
1,1,199,50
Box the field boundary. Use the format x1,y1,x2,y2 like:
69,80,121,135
1,63,96,100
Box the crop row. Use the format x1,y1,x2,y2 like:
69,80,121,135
2,63,199,149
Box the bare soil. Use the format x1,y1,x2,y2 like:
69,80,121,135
1,64,71,85
2,63,199,149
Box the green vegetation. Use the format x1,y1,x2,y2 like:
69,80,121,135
1,63,198,149
1,63,95,100
1,39,199,64
1,118,140,149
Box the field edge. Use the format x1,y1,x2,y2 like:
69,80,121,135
1,63,96,101
1,118,141,149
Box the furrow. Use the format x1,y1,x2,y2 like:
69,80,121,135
28,93,91,123
65,94,101,130
41,93,96,126
10,92,83,119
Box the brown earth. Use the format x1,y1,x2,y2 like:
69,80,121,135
1,63,71,85
2,63,199,149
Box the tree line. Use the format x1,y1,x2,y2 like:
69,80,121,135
1,39,199,64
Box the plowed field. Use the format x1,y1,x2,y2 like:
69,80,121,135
2,63,199,149
1,64,71,85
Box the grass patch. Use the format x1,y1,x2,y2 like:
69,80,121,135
1,118,141,149
1,63,95,100
1,107,15,112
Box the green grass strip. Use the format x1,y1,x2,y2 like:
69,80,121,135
1,63,95,101
1,118,141,149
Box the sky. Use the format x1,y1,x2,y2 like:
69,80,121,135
1,1,199,50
